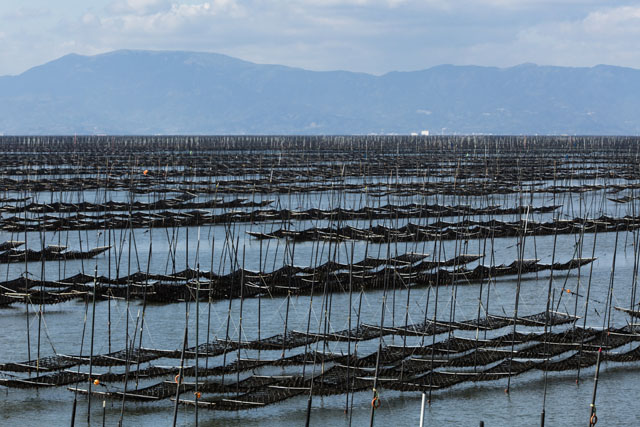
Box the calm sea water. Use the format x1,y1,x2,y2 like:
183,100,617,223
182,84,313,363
2,188,640,426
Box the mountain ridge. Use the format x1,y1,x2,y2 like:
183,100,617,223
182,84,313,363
1,50,638,135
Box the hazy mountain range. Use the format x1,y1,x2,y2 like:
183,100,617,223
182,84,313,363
1,50,638,135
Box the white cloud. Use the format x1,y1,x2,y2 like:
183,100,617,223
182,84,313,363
298,0,409,6
2,7,51,20
108,0,171,15
582,6,640,35
2,1,640,76
509,6,640,66
97,1,244,33
82,13,98,25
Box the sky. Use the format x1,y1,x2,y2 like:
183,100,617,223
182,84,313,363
1,0,640,76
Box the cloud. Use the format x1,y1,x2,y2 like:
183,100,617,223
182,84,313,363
2,1,640,76
2,7,51,20
506,6,640,66
295,0,409,6
92,1,244,34
107,0,172,15
583,6,640,36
